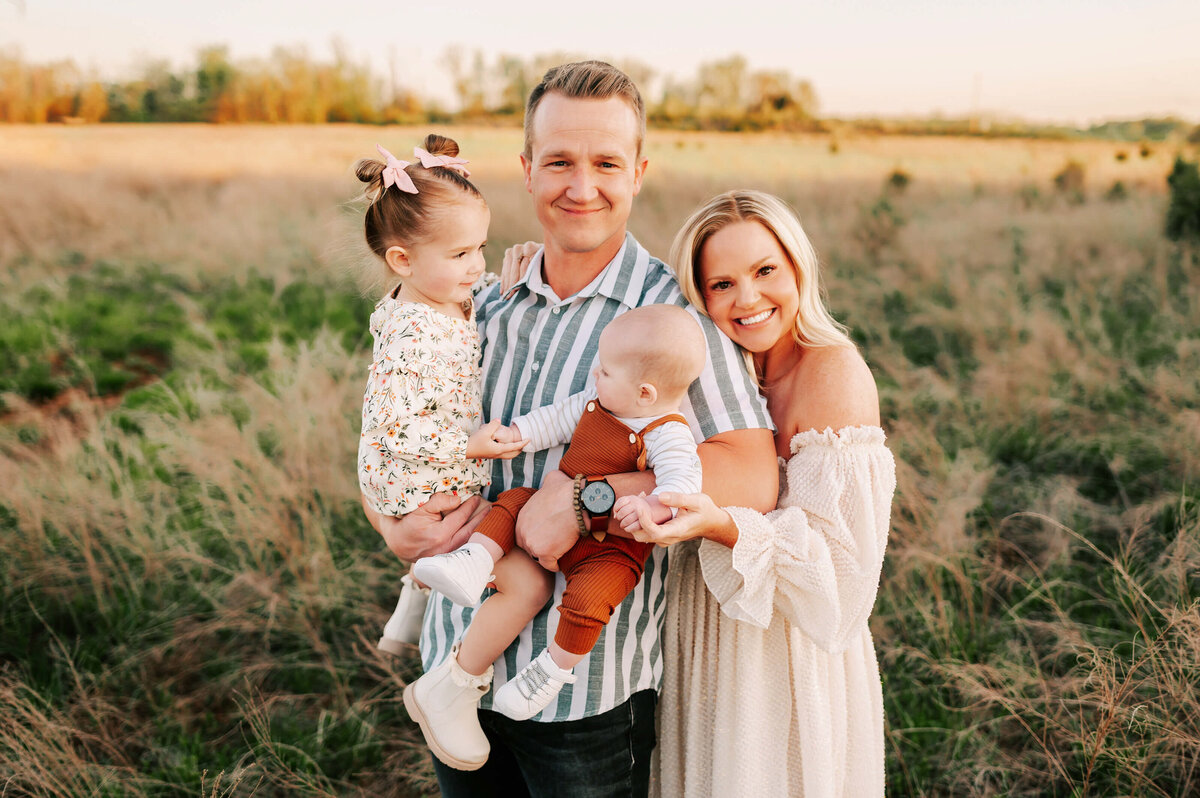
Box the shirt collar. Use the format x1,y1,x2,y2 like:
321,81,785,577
521,232,651,308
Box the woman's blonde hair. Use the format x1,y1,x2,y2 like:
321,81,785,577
669,190,854,356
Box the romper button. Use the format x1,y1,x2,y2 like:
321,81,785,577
629,433,636,443
587,402,595,412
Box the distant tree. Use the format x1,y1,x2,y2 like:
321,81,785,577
75,80,108,122
196,46,233,118
695,55,747,128
443,46,487,118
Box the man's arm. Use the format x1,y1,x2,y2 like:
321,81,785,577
697,428,777,509
515,427,776,568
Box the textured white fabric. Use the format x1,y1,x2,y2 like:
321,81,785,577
653,426,895,798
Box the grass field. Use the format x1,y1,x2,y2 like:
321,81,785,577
1,124,1198,797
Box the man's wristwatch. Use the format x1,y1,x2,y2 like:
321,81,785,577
577,476,616,538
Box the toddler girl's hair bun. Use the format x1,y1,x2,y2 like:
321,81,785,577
422,133,459,159
354,157,386,202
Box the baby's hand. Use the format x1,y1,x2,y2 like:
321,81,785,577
614,492,671,533
465,419,529,460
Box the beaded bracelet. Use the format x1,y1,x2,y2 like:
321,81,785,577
572,474,590,537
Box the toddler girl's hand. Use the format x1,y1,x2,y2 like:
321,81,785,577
500,241,541,298
465,419,528,460
614,492,671,533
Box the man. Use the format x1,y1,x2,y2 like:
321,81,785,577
364,61,778,797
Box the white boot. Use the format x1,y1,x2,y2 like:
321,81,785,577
411,542,495,607
402,644,493,771
492,649,577,721
378,572,429,656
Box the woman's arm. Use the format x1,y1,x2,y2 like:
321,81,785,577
632,346,896,651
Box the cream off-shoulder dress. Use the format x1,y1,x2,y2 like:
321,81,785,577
653,426,896,798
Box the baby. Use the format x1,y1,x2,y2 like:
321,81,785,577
403,304,707,764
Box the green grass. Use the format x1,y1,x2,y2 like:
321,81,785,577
2,135,1199,796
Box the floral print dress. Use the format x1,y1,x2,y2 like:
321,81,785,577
358,293,491,516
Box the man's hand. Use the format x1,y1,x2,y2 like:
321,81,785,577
362,492,488,561
613,492,670,533
465,419,529,460
514,470,578,571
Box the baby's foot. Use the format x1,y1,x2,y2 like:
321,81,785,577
492,649,576,720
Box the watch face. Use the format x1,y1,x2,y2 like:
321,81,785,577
580,481,616,514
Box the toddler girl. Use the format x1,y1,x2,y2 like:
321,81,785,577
355,134,526,655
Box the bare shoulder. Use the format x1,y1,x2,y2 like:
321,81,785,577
774,345,880,439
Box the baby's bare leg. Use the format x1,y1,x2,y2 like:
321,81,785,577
455,548,555,676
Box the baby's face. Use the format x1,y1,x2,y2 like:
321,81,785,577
592,332,646,418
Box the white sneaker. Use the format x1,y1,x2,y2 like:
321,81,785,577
378,572,429,656
491,649,576,721
402,644,493,771
411,542,495,607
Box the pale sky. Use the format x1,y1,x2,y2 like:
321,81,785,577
3,0,1199,124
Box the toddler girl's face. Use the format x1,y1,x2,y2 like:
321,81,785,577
592,331,645,418
395,197,490,315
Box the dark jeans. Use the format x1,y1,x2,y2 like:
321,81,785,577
432,689,658,798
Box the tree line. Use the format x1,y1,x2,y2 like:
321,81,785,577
4,45,1196,143
0,47,821,131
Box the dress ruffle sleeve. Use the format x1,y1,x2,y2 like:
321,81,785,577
696,426,895,653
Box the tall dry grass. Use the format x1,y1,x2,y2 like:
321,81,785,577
1,125,1197,796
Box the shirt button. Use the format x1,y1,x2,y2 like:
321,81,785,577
531,362,540,372
552,307,561,315
629,433,637,443
587,401,595,412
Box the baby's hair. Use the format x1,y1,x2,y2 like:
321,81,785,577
354,133,484,262
605,305,706,400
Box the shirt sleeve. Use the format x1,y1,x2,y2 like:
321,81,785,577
511,389,592,452
643,421,703,496
362,312,481,472
696,427,895,654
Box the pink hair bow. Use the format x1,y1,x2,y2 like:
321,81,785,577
376,144,418,194
415,147,471,178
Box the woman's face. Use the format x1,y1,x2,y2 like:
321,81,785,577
697,220,800,355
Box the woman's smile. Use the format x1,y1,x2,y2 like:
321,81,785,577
736,308,776,326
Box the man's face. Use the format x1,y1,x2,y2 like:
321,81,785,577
521,93,648,258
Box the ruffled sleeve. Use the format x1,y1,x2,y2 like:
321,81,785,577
696,426,896,653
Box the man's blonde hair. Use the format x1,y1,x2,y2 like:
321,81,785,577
523,60,646,158
603,305,705,401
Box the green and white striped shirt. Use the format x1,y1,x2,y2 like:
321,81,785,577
420,232,772,722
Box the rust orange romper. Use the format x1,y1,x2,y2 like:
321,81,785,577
473,401,687,655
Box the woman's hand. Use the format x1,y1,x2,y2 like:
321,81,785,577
500,241,540,298
629,491,738,548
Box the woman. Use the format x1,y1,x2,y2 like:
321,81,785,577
631,191,896,797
